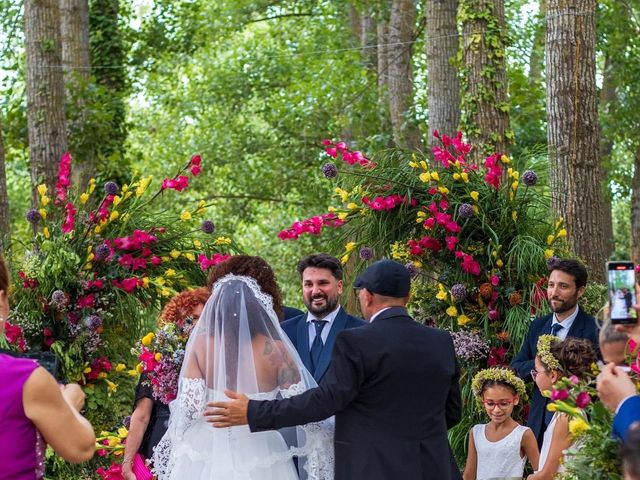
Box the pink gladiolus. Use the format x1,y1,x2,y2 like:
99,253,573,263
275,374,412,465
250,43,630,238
325,147,338,158
322,139,332,146
445,236,459,252
77,294,95,309
151,256,162,266
198,253,231,270
161,175,190,192
62,202,76,233
569,375,580,384
432,129,440,138
576,392,591,408
551,389,569,401
190,164,202,176
335,142,347,151
112,277,142,293
423,217,436,229
460,253,481,276
55,152,73,202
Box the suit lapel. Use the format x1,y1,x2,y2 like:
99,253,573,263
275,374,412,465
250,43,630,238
296,315,312,373
313,307,348,381
566,307,585,337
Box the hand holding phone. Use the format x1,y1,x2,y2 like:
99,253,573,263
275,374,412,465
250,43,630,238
607,261,638,325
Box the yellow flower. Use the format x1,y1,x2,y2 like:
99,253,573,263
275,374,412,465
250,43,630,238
106,380,118,393
496,259,504,268
436,289,448,301
88,178,96,194
335,187,349,202
161,288,172,297
214,236,232,246
327,206,337,212
547,234,555,245
419,160,428,170
511,181,519,190
470,191,479,202
345,242,357,252
346,202,358,210
337,212,348,220
438,186,449,195
83,366,92,374
169,250,181,259
136,176,153,197
117,427,128,439
155,277,166,286
409,161,419,168
340,254,350,265
544,249,555,259
109,211,119,222
37,184,48,196
180,211,192,221
43,227,50,238
568,417,590,436
500,155,510,164
419,172,431,183
107,435,121,447
196,200,206,214
41,195,50,206
98,372,108,379
154,352,162,361
413,260,422,268
165,268,177,277
80,193,90,204
461,172,469,183
430,172,440,181
115,363,126,372
184,252,195,261
86,253,95,262
135,363,144,373
509,191,515,201
127,369,138,377
416,211,427,224
122,184,129,193
555,218,564,229
142,277,150,288
141,333,155,346
557,229,567,238
39,208,47,219
473,205,479,215
112,195,122,206
446,306,458,317
95,225,102,234
453,173,461,181
511,211,518,221
457,314,471,326
512,170,519,180
193,240,202,249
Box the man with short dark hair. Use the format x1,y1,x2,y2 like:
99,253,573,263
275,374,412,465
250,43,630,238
511,258,599,446
206,259,462,480
280,253,364,383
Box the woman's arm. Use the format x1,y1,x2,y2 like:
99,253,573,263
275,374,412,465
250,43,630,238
462,428,477,480
23,368,95,463
521,428,540,471
527,415,570,480
121,397,153,480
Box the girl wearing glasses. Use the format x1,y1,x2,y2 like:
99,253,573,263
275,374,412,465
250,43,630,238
463,368,539,480
527,335,596,480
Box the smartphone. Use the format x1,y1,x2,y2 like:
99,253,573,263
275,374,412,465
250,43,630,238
607,261,638,324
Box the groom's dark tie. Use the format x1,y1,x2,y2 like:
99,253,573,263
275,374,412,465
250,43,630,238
550,322,563,336
310,320,328,372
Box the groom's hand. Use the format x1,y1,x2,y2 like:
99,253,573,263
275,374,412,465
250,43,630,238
205,390,249,428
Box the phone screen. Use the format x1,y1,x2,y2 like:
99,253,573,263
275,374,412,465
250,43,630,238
608,262,638,324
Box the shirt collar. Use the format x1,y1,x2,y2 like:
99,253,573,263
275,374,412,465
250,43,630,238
370,306,392,323
306,305,341,324
552,304,579,330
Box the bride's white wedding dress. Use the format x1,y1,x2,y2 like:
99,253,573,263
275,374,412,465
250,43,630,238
152,274,334,480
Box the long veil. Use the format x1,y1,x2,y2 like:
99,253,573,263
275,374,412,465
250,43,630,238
153,274,334,480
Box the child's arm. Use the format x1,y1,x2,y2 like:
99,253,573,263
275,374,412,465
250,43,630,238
527,415,570,480
462,428,477,480
521,428,540,471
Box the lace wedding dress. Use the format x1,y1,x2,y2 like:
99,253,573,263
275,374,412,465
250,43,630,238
152,274,334,480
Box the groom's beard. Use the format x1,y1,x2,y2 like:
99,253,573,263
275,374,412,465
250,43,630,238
305,293,340,319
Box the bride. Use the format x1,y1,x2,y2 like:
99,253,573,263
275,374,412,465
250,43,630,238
153,263,334,479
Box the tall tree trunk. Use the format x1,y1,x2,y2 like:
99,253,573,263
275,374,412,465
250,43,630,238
388,0,423,150
546,0,607,281
348,5,362,48
459,0,512,160
632,146,640,265
425,0,460,148
0,116,10,250
361,9,378,70
24,0,68,205
528,0,546,85
377,19,392,142
60,0,94,188
599,55,616,259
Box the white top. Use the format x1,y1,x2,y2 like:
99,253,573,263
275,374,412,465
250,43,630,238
306,305,341,347
551,305,579,340
538,412,564,473
472,423,529,480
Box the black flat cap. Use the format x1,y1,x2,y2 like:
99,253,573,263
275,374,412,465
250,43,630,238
353,259,411,297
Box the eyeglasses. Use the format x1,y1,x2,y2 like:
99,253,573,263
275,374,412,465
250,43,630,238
482,399,516,409
530,368,548,379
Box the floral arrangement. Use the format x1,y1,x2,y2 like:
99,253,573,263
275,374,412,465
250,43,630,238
471,367,527,407
95,425,129,480
133,317,196,404
536,334,562,372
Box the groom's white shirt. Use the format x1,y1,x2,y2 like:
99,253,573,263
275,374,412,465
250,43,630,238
306,305,341,348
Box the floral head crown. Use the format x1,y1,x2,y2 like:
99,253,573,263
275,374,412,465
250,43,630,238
536,334,562,372
471,367,527,408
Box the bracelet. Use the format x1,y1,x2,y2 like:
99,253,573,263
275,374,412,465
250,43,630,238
122,455,133,465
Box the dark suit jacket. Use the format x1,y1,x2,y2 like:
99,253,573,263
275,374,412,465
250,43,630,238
613,395,640,442
510,307,599,445
280,306,365,383
249,307,462,480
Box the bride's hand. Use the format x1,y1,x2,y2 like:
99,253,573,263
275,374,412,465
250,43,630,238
204,390,249,428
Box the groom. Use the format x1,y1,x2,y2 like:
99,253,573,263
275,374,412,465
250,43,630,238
206,259,462,480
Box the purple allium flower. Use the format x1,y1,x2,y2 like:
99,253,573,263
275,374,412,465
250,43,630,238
201,220,215,234
458,203,474,219
84,331,102,354
321,162,339,179
359,246,374,261
84,314,102,330
450,284,467,301
123,416,132,429
522,170,538,187
94,243,111,260
51,290,66,305
450,330,490,363
546,256,559,268
104,181,120,196
405,262,419,279
26,209,42,225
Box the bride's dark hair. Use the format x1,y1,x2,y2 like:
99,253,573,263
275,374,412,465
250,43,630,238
207,255,283,319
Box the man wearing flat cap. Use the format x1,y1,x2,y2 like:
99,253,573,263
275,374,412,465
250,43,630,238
205,259,462,480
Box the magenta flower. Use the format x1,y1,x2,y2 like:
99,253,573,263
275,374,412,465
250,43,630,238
62,202,76,233
488,309,499,321
551,388,569,401
490,275,500,286
576,392,591,408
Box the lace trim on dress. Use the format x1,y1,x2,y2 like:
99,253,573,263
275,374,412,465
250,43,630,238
212,274,275,312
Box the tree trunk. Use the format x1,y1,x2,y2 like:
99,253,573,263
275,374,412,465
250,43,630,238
459,0,512,159
24,0,68,205
0,116,10,250
528,0,546,85
599,55,616,259
546,0,607,281
361,9,378,70
348,5,362,48
388,0,423,150
425,0,460,148
632,146,640,265
60,0,94,188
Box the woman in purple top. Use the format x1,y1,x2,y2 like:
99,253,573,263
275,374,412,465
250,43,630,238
0,255,95,479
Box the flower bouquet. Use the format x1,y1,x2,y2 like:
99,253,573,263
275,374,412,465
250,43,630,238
133,317,196,404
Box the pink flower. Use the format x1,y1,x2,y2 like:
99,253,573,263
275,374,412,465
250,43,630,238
55,152,73,202
445,236,459,252
488,310,499,321
432,129,440,138
151,256,162,266
62,202,76,233
77,294,95,309
161,175,190,192
198,253,231,270
325,147,338,158
569,375,580,384
423,217,436,229
335,142,347,151
112,277,142,293
43,328,56,347
551,388,569,401
321,139,332,146
490,275,500,286
576,392,591,408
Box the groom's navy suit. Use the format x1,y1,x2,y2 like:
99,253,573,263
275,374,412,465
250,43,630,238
280,306,364,383
510,307,598,445
249,307,462,480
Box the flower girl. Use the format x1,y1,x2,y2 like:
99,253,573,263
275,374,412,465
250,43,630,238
463,367,539,480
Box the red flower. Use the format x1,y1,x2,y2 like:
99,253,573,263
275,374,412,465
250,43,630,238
190,154,202,176
77,294,95,309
